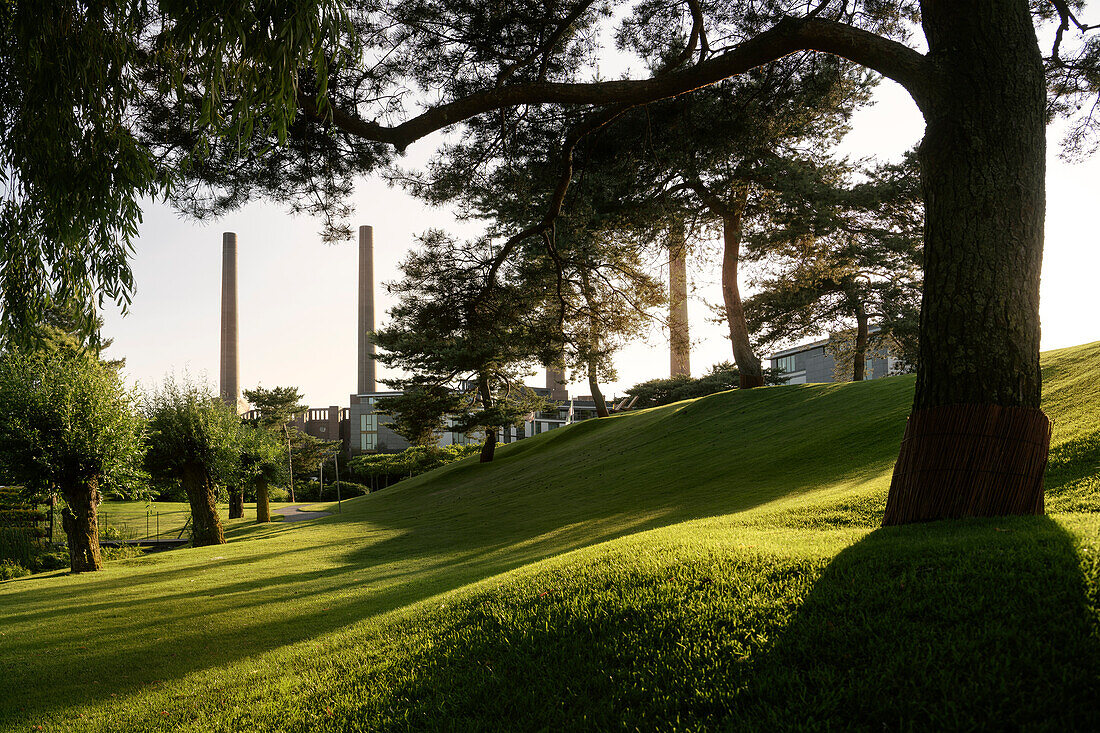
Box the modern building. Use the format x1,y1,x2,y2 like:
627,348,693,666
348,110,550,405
768,328,900,385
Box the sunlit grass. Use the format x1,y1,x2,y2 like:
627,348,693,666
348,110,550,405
1,343,1098,730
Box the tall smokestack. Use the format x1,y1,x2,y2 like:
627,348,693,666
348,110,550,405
546,364,568,402
669,223,691,377
220,232,242,411
358,225,377,394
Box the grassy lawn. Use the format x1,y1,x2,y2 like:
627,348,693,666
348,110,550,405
1,343,1098,730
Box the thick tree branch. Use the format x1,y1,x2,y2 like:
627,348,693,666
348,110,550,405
317,16,932,151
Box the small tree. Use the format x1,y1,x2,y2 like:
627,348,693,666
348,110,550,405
373,230,553,463
289,430,342,490
243,386,307,503
236,423,287,523
143,377,241,547
745,154,923,381
0,349,145,572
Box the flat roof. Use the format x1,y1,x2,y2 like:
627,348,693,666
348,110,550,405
767,326,883,360
768,337,831,359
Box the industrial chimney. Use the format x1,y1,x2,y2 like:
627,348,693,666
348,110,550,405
669,224,691,377
546,364,568,402
358,225,377,394
220,232,242,412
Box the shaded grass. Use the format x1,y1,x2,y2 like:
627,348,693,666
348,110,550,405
0,343,1097,731
96,501,292,540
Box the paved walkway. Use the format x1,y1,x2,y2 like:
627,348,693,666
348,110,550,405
272,504,333,523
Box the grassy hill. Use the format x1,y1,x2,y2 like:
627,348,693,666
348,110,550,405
2,342,1099,731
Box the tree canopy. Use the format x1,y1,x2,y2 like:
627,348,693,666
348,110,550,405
143,377,243,546
5,0,1099,522
0,348,145,571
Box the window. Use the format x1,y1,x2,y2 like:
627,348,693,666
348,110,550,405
359,410,378,451
776,355,798,374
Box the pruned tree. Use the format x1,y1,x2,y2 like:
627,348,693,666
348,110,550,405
543,62,872,389
0,349,145,572
373,230,552,462
236,423,287,523
745,152,923,382
289,430,343,489
244,385,307,503
143,377,242,547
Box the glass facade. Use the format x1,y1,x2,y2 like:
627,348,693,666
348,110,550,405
359,397,378,451
776,355,798,374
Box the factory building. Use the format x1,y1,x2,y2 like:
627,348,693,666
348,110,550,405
222,226,608,458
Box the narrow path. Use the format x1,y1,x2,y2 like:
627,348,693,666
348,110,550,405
272,504,333,523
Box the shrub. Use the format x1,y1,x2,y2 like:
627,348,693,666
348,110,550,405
100,546,144,562
32,551,70,571
100,524,126,541
0,526,36,566
320,480,370,499
347,444,482,487
625,361,786,408
0,559,31,581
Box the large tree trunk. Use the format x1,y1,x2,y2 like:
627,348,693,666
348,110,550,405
60,481,102,573
588,359,610,418
477,373,497,463
884,0,1050,525
181,462,226,546
255,477,271,523
668,221,691,377
579,268,611,418
720,187,764,389
228,488,244,519
852,306,869,382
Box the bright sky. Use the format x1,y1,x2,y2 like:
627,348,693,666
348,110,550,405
101,77,1100,408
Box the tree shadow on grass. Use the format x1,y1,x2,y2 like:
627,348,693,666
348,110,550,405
738,516,1100,730
339,516,1100,731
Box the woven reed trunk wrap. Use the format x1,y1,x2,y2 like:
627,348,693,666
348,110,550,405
882,404,1051,526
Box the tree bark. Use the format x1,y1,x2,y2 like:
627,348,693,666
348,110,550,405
181,462,226,546
60,480,102,573
852,306,869,382
720,187,764,389
255,477,271,523
477,373,497,463
588,359,610,417
883,0,1049,525
228,488,244,519
579,267,610,418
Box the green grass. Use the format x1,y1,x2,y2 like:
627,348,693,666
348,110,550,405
95,501,292,540
2,343,1099,731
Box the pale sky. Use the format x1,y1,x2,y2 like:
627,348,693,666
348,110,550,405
101,78,1100,408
